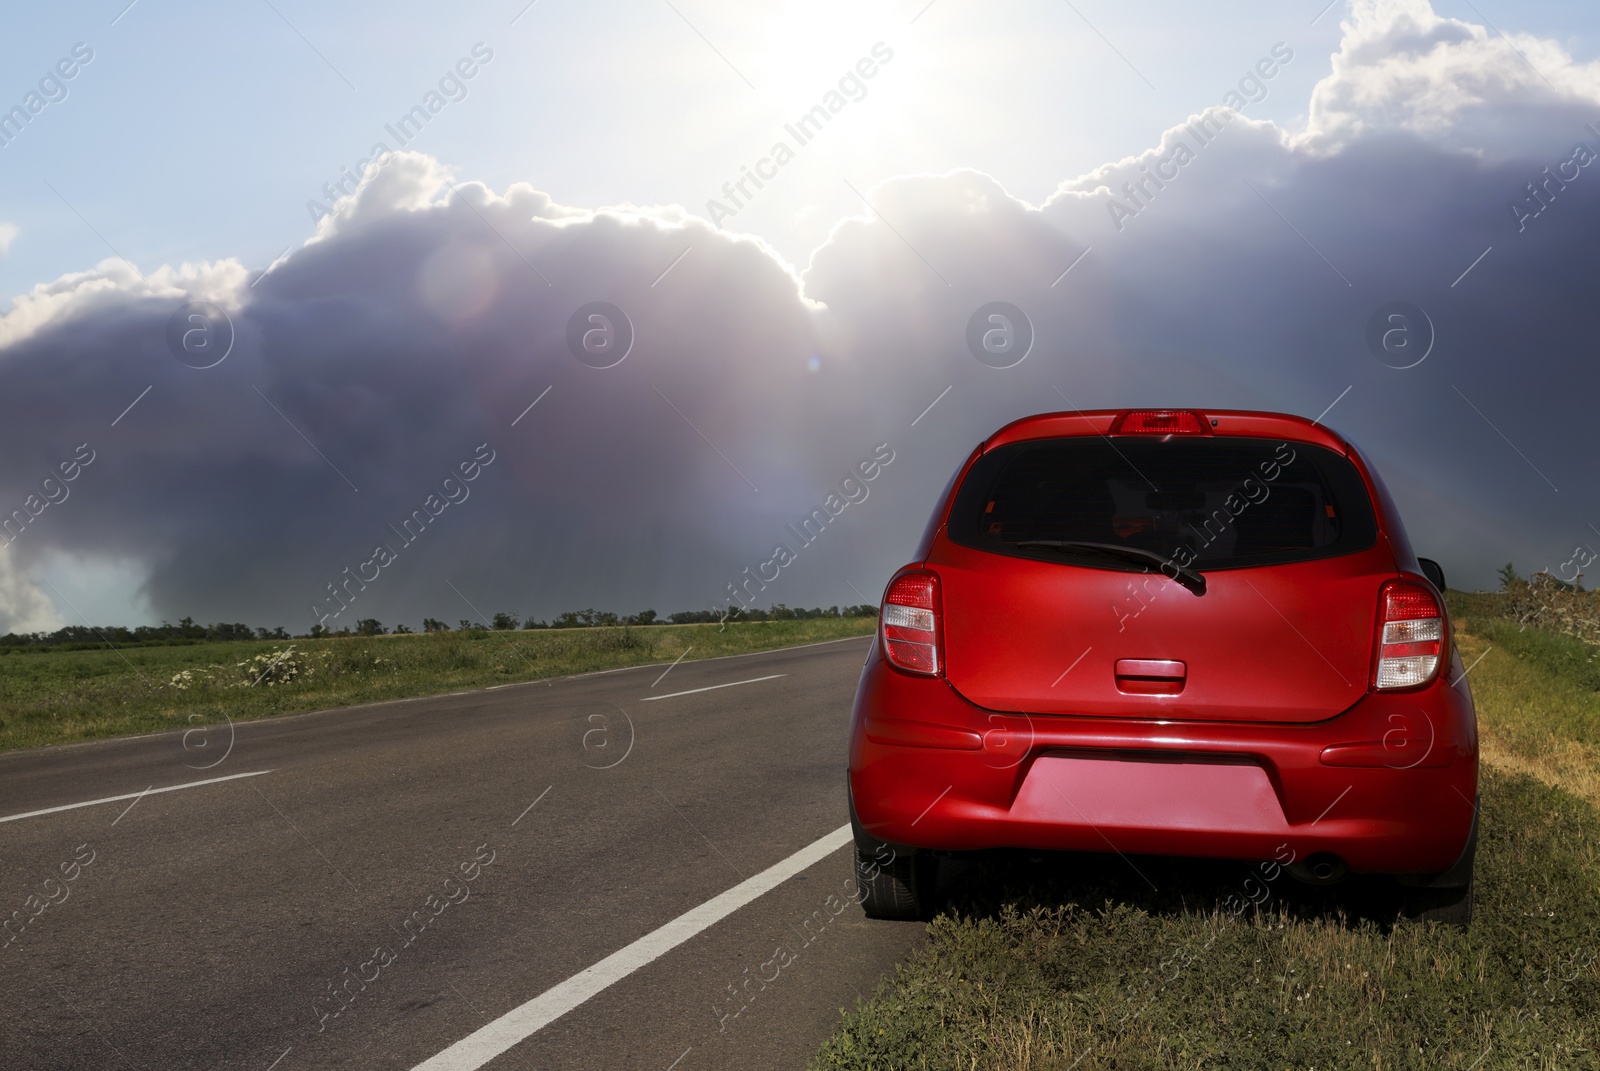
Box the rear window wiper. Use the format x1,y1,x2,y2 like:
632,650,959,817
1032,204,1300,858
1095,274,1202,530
1013,541,1207,596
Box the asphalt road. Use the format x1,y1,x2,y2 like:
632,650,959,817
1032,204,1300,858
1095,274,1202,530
0,635,927,1071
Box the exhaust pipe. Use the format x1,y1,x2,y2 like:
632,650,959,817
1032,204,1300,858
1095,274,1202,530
1287,852,1349,885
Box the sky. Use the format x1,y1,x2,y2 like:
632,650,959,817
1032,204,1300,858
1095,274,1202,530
1,0,1599,632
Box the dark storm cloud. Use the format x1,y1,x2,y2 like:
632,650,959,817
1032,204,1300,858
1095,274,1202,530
0,156,872,630
1,0,1596,631
805,117,1600,593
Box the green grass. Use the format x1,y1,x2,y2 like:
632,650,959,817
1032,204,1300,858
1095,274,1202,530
1449,618,1600,810
811,601,1600,1071
813,771,1599,1070
1444,589,1510,624
1448,591,1600,696
0,618,875,753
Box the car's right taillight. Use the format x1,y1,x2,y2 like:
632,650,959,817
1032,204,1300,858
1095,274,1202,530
1373,579,1444,690
881,571,942,676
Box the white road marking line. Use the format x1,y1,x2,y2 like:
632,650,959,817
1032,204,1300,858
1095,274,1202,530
638,674,785,702
0,770,273,825
565,634,867,682
409,823,853,1071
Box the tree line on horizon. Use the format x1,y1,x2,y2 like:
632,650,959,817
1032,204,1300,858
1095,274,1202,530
0,604,879,652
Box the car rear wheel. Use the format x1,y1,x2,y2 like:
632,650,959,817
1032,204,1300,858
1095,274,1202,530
854,841,937,920
848,779,937,920
1399,808,1476,929
1401,873,1473,928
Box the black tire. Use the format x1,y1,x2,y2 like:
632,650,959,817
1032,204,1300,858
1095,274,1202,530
848,776,937,920
855,841,937,920
1399,802,1477,929
1401,873,1473,928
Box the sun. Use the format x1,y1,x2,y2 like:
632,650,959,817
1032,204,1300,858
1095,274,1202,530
750,1,902,111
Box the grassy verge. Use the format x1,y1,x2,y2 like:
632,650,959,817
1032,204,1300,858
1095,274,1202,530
0,617,875,754
1447,589,1600,695
1449,617,1600,810
811,607,1600,1071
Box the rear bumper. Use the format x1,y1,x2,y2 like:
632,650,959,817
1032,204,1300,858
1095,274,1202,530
847,648,1479,876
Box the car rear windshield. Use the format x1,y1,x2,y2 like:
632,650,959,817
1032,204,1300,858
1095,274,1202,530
946,436,1378,571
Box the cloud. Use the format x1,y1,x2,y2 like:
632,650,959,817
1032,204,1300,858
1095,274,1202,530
0,553,62,633
0,0,1591,633
0,222,16,257
1302,0,1600,154
0,158,850,632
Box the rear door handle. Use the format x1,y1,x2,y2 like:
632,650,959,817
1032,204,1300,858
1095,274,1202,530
1114,659,1186,695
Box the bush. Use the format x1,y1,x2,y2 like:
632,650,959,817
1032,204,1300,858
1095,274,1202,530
235,645,308,688
1500,571,1600,646
552,608,619,628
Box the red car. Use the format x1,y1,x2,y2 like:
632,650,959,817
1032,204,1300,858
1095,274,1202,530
848,409,1478,925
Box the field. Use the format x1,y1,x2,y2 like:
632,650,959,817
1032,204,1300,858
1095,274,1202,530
810,598,1600,1071
0,617,876,754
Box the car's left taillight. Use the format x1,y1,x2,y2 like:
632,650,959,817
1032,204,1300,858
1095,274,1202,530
1373,579,1445,690
881,571,942,676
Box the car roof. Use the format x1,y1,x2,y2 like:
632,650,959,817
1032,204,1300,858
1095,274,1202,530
982,409,1353,454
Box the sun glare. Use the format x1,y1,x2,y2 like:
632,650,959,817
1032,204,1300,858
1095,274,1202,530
751,1,902,111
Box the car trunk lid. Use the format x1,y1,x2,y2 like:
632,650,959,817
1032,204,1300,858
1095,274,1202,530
931,430,1389,723
934,544,1389,722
